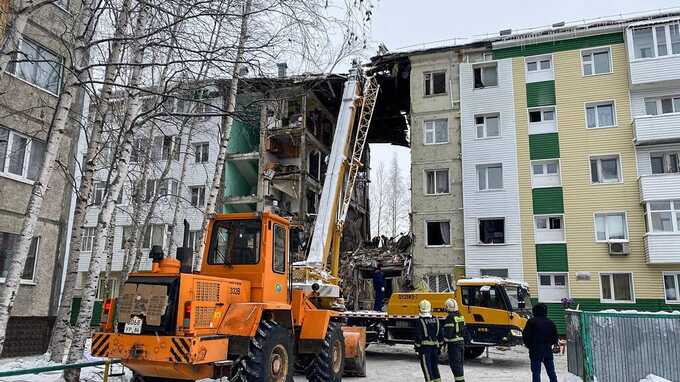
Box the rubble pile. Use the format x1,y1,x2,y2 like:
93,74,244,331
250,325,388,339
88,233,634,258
339,233,414,311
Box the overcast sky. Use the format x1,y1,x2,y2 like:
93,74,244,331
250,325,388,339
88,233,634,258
366,0,679,232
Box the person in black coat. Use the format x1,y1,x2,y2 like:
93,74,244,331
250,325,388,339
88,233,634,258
372,263,385,311
522,303,559,382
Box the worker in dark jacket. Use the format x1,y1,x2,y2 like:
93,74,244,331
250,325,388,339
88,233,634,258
414,300,441,382
442,298,465,381
372,264,385,311
522,303,559,382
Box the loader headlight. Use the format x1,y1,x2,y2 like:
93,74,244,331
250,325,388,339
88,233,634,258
511,329,523,337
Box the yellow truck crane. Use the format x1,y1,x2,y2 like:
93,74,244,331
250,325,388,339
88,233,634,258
91,68,378,381
343,277,532,360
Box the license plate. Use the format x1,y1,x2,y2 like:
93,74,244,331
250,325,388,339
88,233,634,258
124,316,143,334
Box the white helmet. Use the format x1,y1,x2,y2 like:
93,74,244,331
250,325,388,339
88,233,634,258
419,300,432,317
445,298,458,312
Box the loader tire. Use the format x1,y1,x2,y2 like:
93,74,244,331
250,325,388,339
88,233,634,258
305,322,344,382
232,319,294,382
464,346,485,359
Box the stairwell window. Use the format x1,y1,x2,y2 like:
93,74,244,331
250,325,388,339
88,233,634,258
479,218,505,244
528,107,557,134
581,47,611,75
0,233,39,282
535,215,565,243
425,221,451,247
473,63,498,88
531,159,561,188
475,114,500,138
586,102,616,128
664,272,680,303
590,155,622,184
477,163,503,191
425,169,449,195
0,126,46,182
647,201,680,233
423,119,448,145
599,273,634,303
594,212,628,242
538,273,569,303
424,71,446,96
6,38,63,94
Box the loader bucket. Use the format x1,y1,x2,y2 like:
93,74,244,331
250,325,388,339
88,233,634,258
342,326,366,377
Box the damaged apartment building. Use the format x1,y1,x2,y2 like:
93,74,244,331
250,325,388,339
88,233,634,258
73,68,371,306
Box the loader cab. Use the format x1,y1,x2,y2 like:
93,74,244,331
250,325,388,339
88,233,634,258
200,211,290,305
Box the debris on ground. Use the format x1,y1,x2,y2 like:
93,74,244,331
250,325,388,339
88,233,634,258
339,233,414,311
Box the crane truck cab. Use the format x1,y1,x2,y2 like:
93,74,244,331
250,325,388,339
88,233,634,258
91,211,366,382
344,276,530,360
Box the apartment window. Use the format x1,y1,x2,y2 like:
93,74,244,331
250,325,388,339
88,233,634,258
644,96,680,115
145,179,179,201
473,63,498,88
425,221,451,247
586,102,616,128
594,212,628,242
529,107,555,123
423,119,448,145
664,272,680,303
92,181,106,205
538,273,569,303
651,152,679,174
535,215,565,243
479,218,505,244
526,56,551,72
423,273,454,293
531,159,561,188
193,142,209,163
152,135,180,161
130,137,149,163
425,169,449,195
187,230,203,252
0,127,45,181
481,269,508,278
647,201,680,233
582,47,611,75
190,185,206,207
81,227,96,252
477,163,503,191
590,155,621,184
143,224,166,249
424,71,446,96
6,38,63,94
475,114,500,138
120,226,133,250
600,273,634,303
632,23,680,59
0,232,39,281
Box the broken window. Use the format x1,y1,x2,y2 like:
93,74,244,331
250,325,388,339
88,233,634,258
424,71,446,96
309,150,321,181
473,63,498,88
423,273,453,292
426,221,451,246
479,218,505,244
306,191,317,214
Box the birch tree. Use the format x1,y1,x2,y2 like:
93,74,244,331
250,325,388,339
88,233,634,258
0,0,101,354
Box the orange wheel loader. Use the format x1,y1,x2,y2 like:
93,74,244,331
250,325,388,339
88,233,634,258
92,212,366,381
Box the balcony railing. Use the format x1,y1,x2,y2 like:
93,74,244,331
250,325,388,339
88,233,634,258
629,55,680,87
633,113,680,145
639,174,680,202
644,233,680,264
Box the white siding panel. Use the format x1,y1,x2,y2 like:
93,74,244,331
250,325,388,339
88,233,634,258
634,113,680,144
645,234,680,264
460,59,524,280
639,174,680,201
629,56,680,86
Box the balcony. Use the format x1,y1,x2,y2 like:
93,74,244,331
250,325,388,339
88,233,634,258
639,174,680,202
629,55,680,88
633,113,680,145
644,234,680,264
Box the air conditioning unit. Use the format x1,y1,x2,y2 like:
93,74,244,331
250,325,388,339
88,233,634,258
608,242,629,256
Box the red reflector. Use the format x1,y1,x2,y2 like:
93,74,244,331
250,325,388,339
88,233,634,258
104,300,112,312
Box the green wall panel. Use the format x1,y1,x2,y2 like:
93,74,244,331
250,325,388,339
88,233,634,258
532,187,564,214
70,297,102,326
526,81,556,107
493,32,624,59
227,119,259,154
223,161,257,198
529,133,560,160
536,243,568,272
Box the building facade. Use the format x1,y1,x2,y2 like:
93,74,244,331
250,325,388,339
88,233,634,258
0,0,83,356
